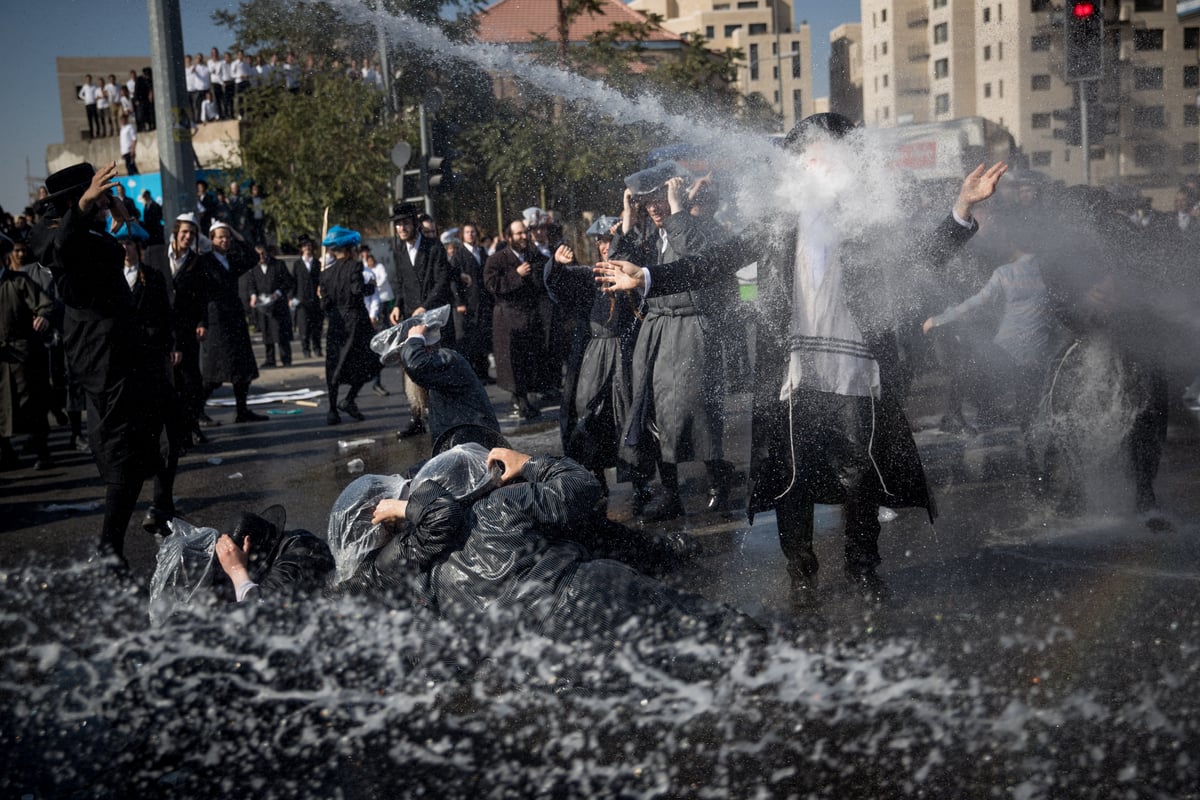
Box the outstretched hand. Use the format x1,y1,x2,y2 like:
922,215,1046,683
78,162,120,216
372,498,409,526
954,162,1008,220
487,447,530,484
593,260,644,294
215,534,251,583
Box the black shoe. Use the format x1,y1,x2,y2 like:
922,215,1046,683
198,412,221,428
845,567,892,605
337,400,365,421
142,507,173,537
519,400,540,421
371,384,390,397
260,361,277,369
789,574,820,611
640,491,684,522
191,427,209,445
396,417,426,439
234,409,269,423
326,409,341,425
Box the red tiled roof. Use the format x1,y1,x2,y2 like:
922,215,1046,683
475,0,682,44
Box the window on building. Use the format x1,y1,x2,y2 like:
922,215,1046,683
983,7,991,23
773,65,779,79
724,24,742,37
1031,74,1052,90
1134,67,1163,90
934,58,949,78
749,43,759,80
883,106,890,120
1134,29,1164,50
772,42,778,55
1134,0,1164,10
1185,65,1199,88
1183,143,1199,165
705,26,714,39
1031,151,1051,167
793,88,803,122
713,3,730,9
998,3,1003,20
1134,105,1166,128
774,90,779,103
737,0,758,7
983,82,992,97
1185,28,1199,49
933,0,947,7
874,77,878,91
1134,144,1167,167
881,9,887,22
1032,112,1052,128
998,42,1004,59
882,41,888,55
1031,34,1051,51
1031,0,1051,10
934,22,948,43
749,23,768,34
983,44,992,60
883,73,889,87
999,79,1004,97
935,93,950,114
791,41,801,78
1089,147,1105,161
1185,105,1200,127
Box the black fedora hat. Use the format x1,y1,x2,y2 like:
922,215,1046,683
390,202,420,223
431,423,510,458
782,112,858,152
42,162,96,213
228,504,287,574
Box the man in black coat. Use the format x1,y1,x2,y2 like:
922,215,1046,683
194,221,267,424
214,505,335,603
30,161,165,566
139,190,164,246
387,204,457,436
395,318,499,444
247,243,296,367
598,114,1007,610
483,219,547,421
450,223,492,382
0,233,54,471
292,235,322,358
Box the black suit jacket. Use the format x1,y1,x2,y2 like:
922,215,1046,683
390,235,454,317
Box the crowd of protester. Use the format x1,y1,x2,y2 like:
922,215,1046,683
4,115,1199,620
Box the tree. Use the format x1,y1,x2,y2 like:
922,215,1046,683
235,74,412,243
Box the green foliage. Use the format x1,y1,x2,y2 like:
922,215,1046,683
235,75,412,243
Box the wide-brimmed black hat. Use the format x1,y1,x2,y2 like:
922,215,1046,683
431,423,509,458
41,162,96,214
228,504,287,575
782,112,858,152
624,161,687,196
390,202,420,223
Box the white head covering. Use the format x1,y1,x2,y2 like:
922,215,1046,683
209,220,231,235
176,212,199,227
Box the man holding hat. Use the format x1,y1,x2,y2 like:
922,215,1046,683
30,161,165,566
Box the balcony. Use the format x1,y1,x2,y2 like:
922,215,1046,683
909,45,930,62
907,8,929,27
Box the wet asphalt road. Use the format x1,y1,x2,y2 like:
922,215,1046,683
4,351,1200,703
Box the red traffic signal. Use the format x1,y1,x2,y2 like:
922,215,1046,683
1064,1,1103,81
1072,2,1097,17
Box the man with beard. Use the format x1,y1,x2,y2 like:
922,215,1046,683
246,243,295,368
194,221,267,424
30,162,165,567
484,218,547,421
387,204,456,438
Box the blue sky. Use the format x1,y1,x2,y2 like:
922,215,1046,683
0,0,861,216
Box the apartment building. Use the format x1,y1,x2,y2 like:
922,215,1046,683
856,0,1200,194
830,23,865,122
629,0,815,127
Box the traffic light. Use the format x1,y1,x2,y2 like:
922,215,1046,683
1053,106,1082,146
1064,1,1103,82
424,154,446,192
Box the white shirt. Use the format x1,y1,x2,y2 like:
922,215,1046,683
168,245,190,276
124,265,139,290
405,234,421,267
282,63,299,90
96,92,110,111
120,123,137,156
126,77,137,96
103,81,120,104
185,64,200,93
208,57,225,83
195,62,211,91
78,82,101,104
233,59,254,82
200,98,219,122
119,96,134,115
372,263,394,302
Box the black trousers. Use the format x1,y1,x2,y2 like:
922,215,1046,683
775,484,882,582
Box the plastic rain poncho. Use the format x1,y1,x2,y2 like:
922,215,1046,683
325,473,412,585
370,305,452,365
149,519,219,625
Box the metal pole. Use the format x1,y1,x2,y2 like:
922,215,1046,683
146,0,196,225
775,4,785,122
418,102,432,216
495,182,504,240
1080,80,1091,186
377,22,393,117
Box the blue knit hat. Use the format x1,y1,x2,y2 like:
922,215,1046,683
323,225,361,248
